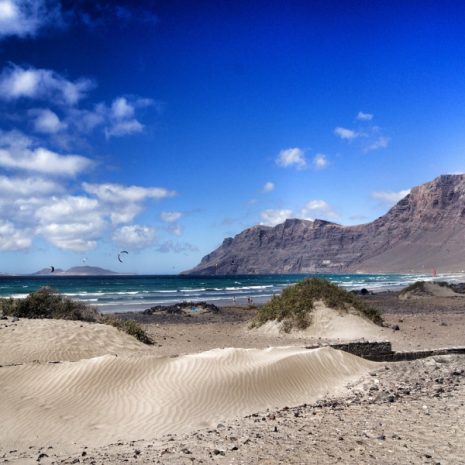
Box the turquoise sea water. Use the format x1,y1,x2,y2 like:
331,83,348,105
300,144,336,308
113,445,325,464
0,273,463,313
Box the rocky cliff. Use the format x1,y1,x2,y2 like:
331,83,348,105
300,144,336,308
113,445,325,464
185,174,465,274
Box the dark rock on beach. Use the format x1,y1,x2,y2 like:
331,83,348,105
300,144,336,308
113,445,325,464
143,301,220,316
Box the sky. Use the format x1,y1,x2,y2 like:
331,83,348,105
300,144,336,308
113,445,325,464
0,0,465,274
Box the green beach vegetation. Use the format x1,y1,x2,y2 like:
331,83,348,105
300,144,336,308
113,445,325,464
251,277,383,332
0,286,153,345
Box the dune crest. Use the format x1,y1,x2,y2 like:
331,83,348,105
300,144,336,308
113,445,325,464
0,319,150,365
255,301,385,341
0,346,375,451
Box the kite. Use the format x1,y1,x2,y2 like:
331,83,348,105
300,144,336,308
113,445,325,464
117,250,129,263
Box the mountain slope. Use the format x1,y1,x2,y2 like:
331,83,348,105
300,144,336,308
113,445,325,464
185,174,465,274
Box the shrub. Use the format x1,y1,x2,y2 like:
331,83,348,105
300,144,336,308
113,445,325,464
251,277,382,332
101,316,154,345
1,286,99,321
0,286,153,345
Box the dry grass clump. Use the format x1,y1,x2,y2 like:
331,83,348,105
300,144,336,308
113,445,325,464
251,277,382,332
0,286,153,345
100,316,154,345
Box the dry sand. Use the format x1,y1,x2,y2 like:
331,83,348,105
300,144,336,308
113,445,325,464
1,289,465,464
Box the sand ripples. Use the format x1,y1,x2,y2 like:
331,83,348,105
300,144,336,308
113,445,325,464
0,346,375,450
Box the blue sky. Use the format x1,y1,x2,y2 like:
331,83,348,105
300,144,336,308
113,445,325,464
0,0,465,274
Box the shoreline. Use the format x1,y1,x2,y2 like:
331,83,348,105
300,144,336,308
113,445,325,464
1,283,465,464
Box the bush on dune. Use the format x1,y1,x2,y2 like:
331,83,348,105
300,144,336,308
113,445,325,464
0,286,153,345
100,316,154,345
251,277,383,332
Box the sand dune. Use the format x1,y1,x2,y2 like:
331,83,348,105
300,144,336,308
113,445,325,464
0,319,150,365
0,346,375,451
255,302,386,341
399,281,463,300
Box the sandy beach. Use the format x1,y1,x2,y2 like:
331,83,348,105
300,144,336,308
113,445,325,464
1,288,465,464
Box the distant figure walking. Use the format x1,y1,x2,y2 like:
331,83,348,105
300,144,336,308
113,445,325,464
232,296,236,304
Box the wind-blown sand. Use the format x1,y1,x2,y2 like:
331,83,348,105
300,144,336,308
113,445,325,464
1,289,465,464
0,318,150,365
0,343,374,451
255,301,385,341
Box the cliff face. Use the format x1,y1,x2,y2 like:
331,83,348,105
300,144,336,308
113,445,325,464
185,174,465,274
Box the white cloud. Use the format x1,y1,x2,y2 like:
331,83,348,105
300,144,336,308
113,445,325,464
103,96,153,138
299,200,338,221
262,181,275,193
334,127,358,140
260,209,292,226
0,130,92,176
160,211,182,223
0,175,61,196
112,225,156,249
109,204,143,225
34,195,105,252
29,108,66,133
357,111,373,121
313,153,328,169
0,64,94,105
365,136,390,152
372,189,410,207
276,147,307,170
105,119,143,137
111,97,134,119
0,219,31,250
82,182,176,203
0,0,62,39
35,196,99,223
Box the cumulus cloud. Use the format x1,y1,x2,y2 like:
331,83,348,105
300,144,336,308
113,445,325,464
104,96,152,138
29,108,66,133
262,181,275,193
334,127,358,140
276,147,307,170
372,189,410,207
82,182,176,203
260,209,292,226
0,130,92,176
0,219,31,250
112,224,156,249
313,153,328,169
0,0,62,39
357,111,373,121
299,200,338,221
160,211,182,223
0,64,94,105
0,174,61,196
34,195,105,251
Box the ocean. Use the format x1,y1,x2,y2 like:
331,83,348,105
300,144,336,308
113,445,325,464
0,274,465,313
0,273,463,313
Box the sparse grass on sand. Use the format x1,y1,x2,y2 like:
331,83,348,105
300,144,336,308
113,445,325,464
251,277,383,332
399,280,454,297
0,286,154,345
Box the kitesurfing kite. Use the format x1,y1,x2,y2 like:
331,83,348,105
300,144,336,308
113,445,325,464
117,250,128,263
50,266,55,273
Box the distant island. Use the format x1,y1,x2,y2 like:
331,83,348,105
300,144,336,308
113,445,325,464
32,266,124,276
